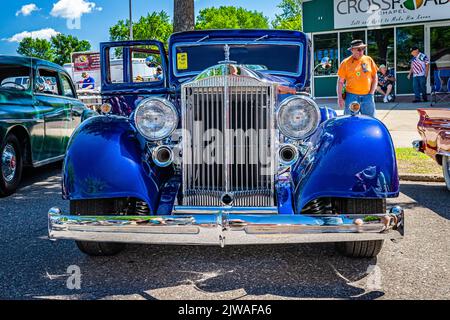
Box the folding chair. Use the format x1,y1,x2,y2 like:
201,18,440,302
431,69,450,106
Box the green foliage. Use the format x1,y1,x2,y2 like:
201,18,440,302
195,6,270,30
272,0,303,31
109,11,173,44
17,38,54,62
51,34,91,66
396,148,442,175
17,34,91,65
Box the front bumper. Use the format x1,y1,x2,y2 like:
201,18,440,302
48,206,404,247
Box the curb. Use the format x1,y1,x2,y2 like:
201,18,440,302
399,174,445,183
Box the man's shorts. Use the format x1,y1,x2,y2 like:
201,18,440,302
379,82,393,92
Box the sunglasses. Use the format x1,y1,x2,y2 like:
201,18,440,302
353,48,365,52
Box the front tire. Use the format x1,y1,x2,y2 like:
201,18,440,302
336,240,384,258
334,199,386,258
0,134,23,197
76,241,125,257
442,156,450,191
71,199,126,256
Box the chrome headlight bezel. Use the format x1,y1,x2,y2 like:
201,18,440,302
134,98,178,141
276,95,321,140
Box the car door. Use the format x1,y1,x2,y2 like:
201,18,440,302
100,40,169,116
33,67,71,160
59,72,85,144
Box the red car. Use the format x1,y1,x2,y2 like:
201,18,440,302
414,108,450,190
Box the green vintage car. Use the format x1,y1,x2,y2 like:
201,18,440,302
0,55,90,196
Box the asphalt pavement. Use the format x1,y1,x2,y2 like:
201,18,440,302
0,163,449,300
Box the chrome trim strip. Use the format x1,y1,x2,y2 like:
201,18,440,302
2,119,44,124
33,155,65,167
48,206,404,246
438,150,450,157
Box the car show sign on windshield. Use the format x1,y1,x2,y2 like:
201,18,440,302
334,0,450,29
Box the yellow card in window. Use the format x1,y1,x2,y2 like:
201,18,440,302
177,53,188,70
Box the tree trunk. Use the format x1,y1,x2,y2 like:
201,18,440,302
173,0,195,33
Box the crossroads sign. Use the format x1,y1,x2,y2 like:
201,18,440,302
334,0,450,28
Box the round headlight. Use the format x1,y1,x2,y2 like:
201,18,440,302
277,96,321,140
134,98,178,141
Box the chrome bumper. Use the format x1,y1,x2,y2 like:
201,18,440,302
48,206,404,247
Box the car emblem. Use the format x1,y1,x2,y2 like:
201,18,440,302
219,44,237,64
224,44,230,62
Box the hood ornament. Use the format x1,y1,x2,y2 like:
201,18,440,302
219,44,237,64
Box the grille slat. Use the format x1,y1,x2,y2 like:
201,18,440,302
182,76,276,207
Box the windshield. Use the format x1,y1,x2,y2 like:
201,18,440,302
173,43,302,76
0,64,31,91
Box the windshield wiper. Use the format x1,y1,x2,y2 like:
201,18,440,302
197,35,210,43
254,35,269,41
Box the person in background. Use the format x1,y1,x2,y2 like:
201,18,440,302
407,46,430,103
44,78,53,92
337,39,378,117
81,72,95,90
155,66,164,81
376,64,396,103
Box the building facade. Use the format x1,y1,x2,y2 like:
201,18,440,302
302,0,450,97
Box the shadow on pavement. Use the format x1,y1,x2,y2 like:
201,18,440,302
400,183,449,220
17,242,384,301
20,162,62,190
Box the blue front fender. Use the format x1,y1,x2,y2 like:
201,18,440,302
292,115,399,213
62,116,162,212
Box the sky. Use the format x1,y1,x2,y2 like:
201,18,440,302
0,0,283,55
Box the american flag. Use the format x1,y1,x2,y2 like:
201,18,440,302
411,53,429,76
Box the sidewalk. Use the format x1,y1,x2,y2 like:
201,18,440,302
315,97,450,148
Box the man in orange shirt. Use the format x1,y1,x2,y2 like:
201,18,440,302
337,40,379,117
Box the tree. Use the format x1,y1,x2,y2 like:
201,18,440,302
272,0,303,31
109,11,173,44
51,34,91,66
17,38,54,62
174,0,195,33
196,6,269,30
17,34,91,65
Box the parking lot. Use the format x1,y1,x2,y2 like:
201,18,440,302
0,163,449,300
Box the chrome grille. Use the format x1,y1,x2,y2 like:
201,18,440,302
182,75,277,207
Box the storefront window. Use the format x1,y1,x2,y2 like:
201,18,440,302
430,26,450,88
368,28,394,68
396,26,424,71
313,33,338,76
339,31,366,63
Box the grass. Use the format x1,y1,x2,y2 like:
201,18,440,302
396,148,443,176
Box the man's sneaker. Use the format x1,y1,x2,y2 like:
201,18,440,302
383,96,388,103
388,95,394,102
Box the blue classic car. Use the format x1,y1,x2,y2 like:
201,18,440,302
48,30,404,258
